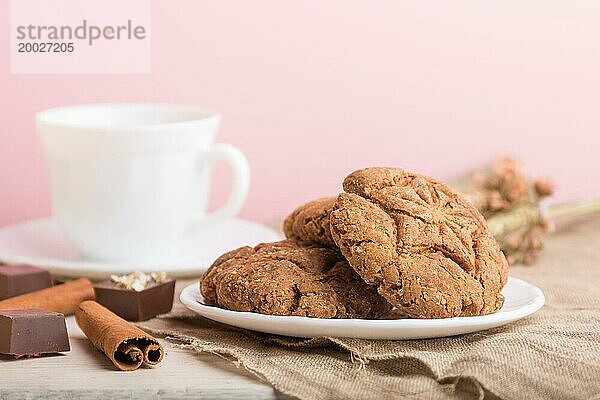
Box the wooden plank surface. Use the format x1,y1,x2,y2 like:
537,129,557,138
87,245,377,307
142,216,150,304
0,316,278,399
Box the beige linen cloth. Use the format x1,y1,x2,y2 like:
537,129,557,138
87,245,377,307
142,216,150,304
139,215,600,400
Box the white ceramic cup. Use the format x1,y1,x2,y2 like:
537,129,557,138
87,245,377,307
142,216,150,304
36,103,250,264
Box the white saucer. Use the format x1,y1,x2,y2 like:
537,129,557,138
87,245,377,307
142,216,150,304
0,217,282,279
180,277,544,340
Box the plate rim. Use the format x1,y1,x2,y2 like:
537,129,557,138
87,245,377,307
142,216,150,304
0,216,282,278
180,276,545,333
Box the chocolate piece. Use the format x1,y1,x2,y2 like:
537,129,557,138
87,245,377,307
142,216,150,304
0,265,53,300
0,310,70,357
94,279,175,321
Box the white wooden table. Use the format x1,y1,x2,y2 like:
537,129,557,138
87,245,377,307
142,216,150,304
0,316,281,399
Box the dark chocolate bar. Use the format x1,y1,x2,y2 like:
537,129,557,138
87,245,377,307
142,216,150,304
0,265,53,300
0,310,70,357
94,279,175,321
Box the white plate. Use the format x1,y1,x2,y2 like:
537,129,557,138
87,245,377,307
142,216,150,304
0,217,282,279
180,277,544,339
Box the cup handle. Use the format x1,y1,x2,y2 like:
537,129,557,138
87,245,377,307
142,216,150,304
196,143,250,226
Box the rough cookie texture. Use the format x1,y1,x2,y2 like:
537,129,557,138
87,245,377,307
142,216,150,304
284,197,336,247
329,167,509,319
200,240,392,319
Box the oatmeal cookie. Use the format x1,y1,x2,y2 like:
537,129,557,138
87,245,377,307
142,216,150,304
200,240,392,319
330,167,509,319
283,197,336,247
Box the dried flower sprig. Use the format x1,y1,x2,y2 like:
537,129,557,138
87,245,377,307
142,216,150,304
461,157,553,217
453,157,599,265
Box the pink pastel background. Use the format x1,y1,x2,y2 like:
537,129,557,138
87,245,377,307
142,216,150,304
1,1,599,227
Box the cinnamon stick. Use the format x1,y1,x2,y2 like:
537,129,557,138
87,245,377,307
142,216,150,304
75,300,164,371
0,278,95,315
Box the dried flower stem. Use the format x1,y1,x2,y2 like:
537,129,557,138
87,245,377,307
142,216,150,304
547,198,600,220
487,204,541,239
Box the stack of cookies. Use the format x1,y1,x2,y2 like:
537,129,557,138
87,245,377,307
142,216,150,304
201,167,509,319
